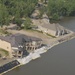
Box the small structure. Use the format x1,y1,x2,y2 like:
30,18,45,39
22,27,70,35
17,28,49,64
32,14,68,37
38,23,68,37
0,34,42,58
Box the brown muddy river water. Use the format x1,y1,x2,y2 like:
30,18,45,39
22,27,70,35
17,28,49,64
4,17,75,75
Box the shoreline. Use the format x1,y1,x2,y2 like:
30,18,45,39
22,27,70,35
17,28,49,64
48,32,75,50
0,31,75,75
0,64,21,75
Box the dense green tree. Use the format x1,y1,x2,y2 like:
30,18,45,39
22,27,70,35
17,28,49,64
23,17,32,29
47,0,75,20
0,3,10,27
0,0,38,28
13,18,22,28
0,0,75,27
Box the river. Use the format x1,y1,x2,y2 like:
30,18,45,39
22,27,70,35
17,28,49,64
4,17,75,75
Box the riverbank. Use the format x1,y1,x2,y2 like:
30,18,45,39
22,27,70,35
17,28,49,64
0,28,75,75
47,32,75,50
15,31,75,67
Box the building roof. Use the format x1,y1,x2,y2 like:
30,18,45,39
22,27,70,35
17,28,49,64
32,18,65,32
41,23,57,31
0,33,42,47
39,19,65,32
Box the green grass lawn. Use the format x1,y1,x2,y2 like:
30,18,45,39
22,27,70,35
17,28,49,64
0,29,11,35
0,48,9,57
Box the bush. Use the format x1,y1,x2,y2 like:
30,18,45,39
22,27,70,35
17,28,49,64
23,18,32,30
52,13,60,20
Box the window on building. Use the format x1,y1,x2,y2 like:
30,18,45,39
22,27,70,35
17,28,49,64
30,47,32,50
19,51,22,54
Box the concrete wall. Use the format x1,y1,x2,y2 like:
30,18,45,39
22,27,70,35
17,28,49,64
0,39,12,58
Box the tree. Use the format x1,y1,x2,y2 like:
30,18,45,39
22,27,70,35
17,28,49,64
47,0,75,20
23,18,32,29
0,0,38,28
0,3,10,27
12,17,22,28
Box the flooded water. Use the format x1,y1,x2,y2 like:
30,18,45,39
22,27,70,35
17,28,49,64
4,17,75,75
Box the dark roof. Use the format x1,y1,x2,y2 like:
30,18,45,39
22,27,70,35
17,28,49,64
0,33,42,47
